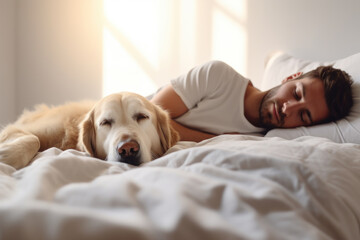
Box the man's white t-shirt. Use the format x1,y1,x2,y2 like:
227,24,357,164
170,60,264,135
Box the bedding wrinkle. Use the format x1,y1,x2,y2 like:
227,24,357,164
0,165,16,199
0,162,16,199
0,135,359,239
9,148,113,202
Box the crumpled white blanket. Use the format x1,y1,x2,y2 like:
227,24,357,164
0,135,360,240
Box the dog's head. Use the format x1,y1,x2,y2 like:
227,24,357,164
77,92,179,166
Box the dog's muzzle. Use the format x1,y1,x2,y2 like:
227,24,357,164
117,139,141,166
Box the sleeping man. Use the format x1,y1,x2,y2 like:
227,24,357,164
151,60,354,142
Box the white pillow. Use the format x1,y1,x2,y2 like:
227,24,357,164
262,52,360,144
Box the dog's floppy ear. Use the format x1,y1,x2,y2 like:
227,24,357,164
78,110,96,156
154,105,180,153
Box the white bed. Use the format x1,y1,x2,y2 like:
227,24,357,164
1,53,360,240
1,135,360,239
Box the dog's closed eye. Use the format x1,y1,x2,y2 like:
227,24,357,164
100,119,113,127
134,113,149,122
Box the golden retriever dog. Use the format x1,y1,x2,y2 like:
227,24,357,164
0,92,179,169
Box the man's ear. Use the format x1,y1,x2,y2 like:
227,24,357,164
154,105,180,153
78,110,96,156
282,72,303,83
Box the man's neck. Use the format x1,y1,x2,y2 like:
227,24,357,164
243,82,268,128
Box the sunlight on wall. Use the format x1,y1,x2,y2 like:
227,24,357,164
212,0,247,74
102,0,248,97
103,0,161,97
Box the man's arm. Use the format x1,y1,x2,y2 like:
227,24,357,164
151,85,217,142
169,119,216,142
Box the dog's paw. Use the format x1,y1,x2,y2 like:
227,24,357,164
0,135,40,169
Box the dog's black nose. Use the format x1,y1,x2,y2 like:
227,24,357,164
117,140,141,166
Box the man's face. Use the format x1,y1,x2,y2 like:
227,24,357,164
259,77,330,129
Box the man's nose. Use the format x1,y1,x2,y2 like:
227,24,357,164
282,101,304,116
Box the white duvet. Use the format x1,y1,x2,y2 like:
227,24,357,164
1,135,360,240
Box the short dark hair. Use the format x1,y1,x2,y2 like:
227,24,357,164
299,66,353,122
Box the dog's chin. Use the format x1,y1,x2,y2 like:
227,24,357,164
105,151,146,166
118,156,142,166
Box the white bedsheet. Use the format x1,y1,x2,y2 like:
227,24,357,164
1,135,360,240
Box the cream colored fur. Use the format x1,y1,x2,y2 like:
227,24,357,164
0,92,179,169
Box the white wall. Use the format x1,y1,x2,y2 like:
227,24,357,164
0,0,16,126
16,0,103,116
246,0,360,88
1,0,360,126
